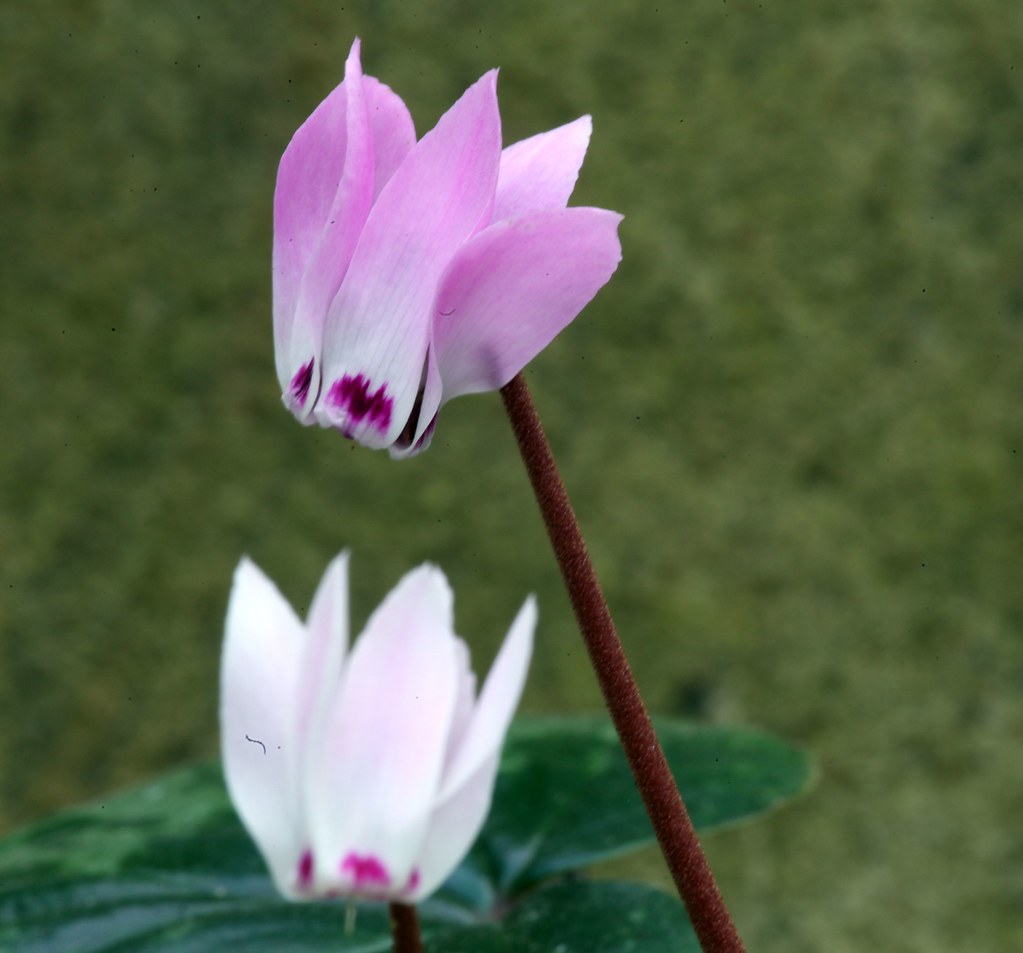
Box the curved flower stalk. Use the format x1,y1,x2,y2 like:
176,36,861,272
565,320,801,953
273,38,622,457
220,552,535,902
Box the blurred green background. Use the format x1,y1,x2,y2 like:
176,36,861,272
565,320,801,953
2,1,1021,949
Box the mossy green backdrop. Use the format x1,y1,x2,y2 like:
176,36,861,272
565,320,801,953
2,1,1020,950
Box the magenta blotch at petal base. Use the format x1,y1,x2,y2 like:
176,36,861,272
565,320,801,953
341,852,390,888
326,373,393,433
297,848,314,889
289,360,315,407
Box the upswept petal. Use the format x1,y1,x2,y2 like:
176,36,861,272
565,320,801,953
220,559,307,896
317,70,502,448
294,552,349,807
308,565,460,893
304,551,350,669
363,76,417,201
410,751,501,901
493,115,592,222
272,70,349,378
440,637,478,777
276,40,375,420
410,599,535,898
438,596,535,802
432,208,623,401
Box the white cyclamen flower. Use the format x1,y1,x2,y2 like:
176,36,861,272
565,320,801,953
220,552,534,901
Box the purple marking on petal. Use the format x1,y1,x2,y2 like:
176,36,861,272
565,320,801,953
297,848,314,889
404,867,421,894
289,360,315,407
340,851,391,887
326,374,393,433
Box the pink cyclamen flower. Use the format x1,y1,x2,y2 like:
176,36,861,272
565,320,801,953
273,38,623,457
220,552,535,902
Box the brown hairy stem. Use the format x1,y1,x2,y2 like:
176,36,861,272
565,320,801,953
388,902,424,953
500,374,745,953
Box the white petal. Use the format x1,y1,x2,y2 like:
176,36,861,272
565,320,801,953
411,600,535,898
410,752,501,901
295,553,350,805
219,558,307,896
440,637,478,776
437,596,535,802
307,565,461,894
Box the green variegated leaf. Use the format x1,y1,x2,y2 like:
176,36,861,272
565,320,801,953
0,717,809,950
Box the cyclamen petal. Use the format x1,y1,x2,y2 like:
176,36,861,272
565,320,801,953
273,40,416,422
220,559,308,897
412,751,501,900
437,596,535,802
306,567,461,891
220,553,534,904
274,41,371,422
272,38,622,454
432,208,624,401
493,115,593,221
316,68,501,448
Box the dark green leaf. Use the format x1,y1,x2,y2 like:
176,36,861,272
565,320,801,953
477,716,811,889
2,875,693,953
0,717,808,950
424,881,699,953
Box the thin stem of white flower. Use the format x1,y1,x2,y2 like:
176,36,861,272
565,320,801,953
388,902,424,953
